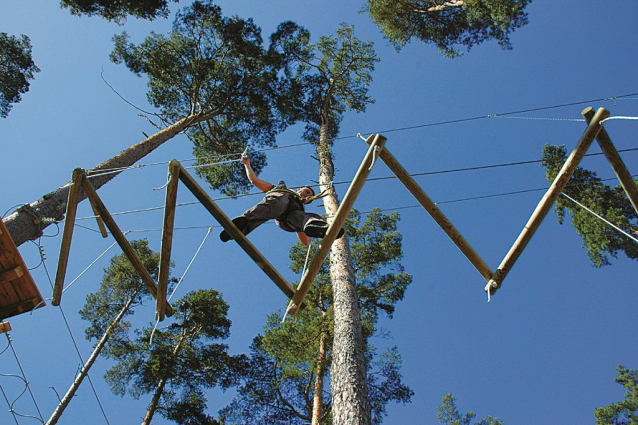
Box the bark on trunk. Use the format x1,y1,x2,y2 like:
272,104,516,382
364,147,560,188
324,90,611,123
46,296,135,425
311,328,328,425
317,121,371,425
4,115,198,247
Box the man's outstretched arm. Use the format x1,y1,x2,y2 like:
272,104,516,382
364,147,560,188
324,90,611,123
242,155,273,193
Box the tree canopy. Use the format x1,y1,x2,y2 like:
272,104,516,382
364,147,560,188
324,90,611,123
110,1,307,195
437,393,504,425
596,366,638,425
0,32,40,118
104,289,245,424
60,0,178,23
541,144,638,267
364,0,531,57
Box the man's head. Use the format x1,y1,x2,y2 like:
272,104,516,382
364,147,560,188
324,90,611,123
297,186,315,204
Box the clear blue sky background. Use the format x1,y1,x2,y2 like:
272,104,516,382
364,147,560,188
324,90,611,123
1,1,637,424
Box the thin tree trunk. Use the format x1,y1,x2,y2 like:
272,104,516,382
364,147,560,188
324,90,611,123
317,120,371,425
4,115,199,247
142,376,169,425
311,327,328,425
46,296,135,425
141,330,187,425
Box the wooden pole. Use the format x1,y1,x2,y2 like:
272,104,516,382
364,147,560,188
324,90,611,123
582,107,638,215
365,139,494,282
52,169,84,306
486,107,610,296
90,201,109,238
80,171,173,316
157,160,180,321
175,163,303,304
287,134,387,316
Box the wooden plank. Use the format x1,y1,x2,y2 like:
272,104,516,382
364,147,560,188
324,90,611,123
0,266,24,283
486,107,610,296
0,322,11,333
0,218,44,320
80,172,174,316
287,134,387,316
582,107,638,215
53,169,84,306
176,163,303,303
157,160,180,321
366,138,494,282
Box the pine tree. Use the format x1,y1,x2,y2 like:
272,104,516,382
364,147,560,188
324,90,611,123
4,1,306,246
0,32,40,118
104,289,245,425
364,0,531,57
277,22,381,424
221,209,413,425
595,366,638,425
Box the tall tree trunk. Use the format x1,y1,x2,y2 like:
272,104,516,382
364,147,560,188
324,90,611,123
141,330,187,425
4,115,198,247
46,296,135,425
311,325,328,425
317,120,371,425
142,376,168,425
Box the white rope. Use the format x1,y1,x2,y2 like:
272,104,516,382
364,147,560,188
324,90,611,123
168,226,214,303
600,116,638,125
369,146,380,171
282,239,314,324
153,172,172,191
149,226,213,346
62,232,130,294
560,193,638,244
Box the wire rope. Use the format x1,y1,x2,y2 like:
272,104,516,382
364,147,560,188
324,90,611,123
63,92,638,180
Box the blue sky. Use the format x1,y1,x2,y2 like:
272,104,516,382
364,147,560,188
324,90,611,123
1,1,637,424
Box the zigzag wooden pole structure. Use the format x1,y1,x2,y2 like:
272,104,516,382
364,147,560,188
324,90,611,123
53,169,174,316
582,107,638,215
155,160,306,320
286,134,387,316
485,107,611,295
364,136,494,283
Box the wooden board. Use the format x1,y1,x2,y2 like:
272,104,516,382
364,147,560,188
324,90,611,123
0,218,45,320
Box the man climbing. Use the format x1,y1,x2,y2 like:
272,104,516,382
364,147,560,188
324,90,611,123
220,155,344,246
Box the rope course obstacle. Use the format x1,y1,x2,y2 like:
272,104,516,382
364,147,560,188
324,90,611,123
40,105,638,322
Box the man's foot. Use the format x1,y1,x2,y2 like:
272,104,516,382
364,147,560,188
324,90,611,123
220,216,249,242
304,223,345,240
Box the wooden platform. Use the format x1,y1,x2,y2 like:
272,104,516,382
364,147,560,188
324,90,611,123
0,218,44,320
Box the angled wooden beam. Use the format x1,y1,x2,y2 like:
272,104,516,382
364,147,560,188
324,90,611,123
486,107,610,296
365,138,494,282
582,107,638,215
287,134,387,316
80,171,173,316
175,163,303,304
90,201,109,238
157,160,180,321
53,169,84,306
